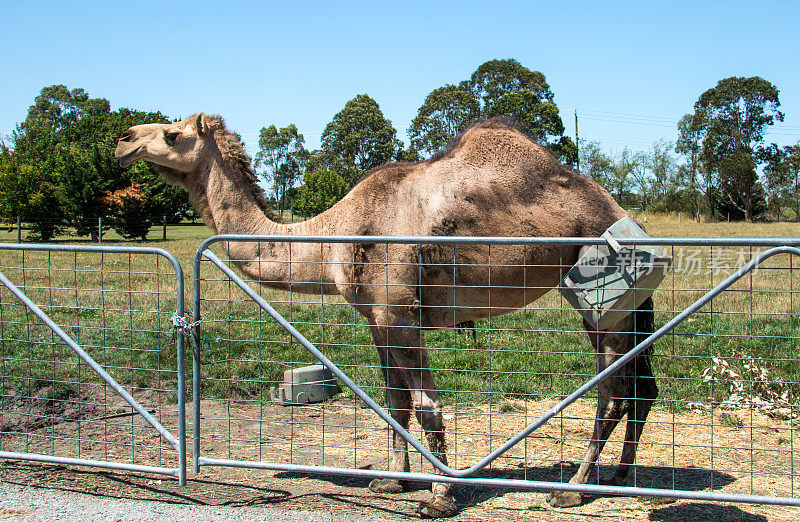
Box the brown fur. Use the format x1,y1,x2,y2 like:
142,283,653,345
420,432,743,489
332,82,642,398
115,114,658,516
204,115,273,214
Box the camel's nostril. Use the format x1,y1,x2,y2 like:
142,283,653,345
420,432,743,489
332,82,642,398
119,130,135,142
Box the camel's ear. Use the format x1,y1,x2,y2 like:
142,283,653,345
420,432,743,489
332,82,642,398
195,113,208,136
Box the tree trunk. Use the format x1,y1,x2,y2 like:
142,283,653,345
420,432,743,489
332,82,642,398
707,179,714,220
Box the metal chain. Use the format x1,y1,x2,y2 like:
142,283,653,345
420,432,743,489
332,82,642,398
170,314,203,337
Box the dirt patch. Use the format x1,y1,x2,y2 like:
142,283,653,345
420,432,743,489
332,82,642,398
2,393,800,520
0,383,100,433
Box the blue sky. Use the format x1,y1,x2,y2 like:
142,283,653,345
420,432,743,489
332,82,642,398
1,1,798,159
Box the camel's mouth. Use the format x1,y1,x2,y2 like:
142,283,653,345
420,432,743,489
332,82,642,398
115,146,142,168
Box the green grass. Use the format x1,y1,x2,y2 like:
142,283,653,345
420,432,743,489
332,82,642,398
0,216,799,410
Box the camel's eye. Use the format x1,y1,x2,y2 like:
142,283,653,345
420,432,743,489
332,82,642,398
164,131,180,146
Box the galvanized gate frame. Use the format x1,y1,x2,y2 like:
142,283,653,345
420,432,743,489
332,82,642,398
0,244,187,485
192,234,800,506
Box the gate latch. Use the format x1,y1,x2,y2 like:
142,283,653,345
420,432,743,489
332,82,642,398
171,314,203,337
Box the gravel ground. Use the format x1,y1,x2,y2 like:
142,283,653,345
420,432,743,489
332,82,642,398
0,482,391,522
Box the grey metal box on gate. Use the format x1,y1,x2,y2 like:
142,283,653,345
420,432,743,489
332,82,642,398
559,217,671,330
269,364,340,405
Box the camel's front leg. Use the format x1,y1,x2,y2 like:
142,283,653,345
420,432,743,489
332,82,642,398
402,350,457,518
369,323,457,517
369,363,412,493
367,337,412,494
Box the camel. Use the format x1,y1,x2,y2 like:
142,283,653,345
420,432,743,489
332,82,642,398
115,113,657,517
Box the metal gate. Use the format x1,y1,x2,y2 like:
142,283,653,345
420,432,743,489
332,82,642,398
0,244,186,484
191,234,800,506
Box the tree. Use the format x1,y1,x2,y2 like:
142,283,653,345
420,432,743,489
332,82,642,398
647,140,678,212
255,124,306,215
466,58,554,114
0,142,65,241
717,152,767,221
610,148,636,205
292,170,350,217
549,136,579,169
579,141,614,188
2,85,185,241
0,118,67,240
690,76,784,221
22,85,111,146
101,179,151,241
408,85,479,158
676,114,706,219
765,143,800,220
467,59,576,166
56,142,106,239
408,60,576,165
321,94,401,184
628,151,651,211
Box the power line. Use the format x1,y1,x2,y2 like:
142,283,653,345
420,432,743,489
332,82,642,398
576,108,680,124
580,116,677,129
574,107,800,132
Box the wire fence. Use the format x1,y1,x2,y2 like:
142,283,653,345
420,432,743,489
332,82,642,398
0,218,206,243
0,244,186,482
2,234,800,509
191,235,800,505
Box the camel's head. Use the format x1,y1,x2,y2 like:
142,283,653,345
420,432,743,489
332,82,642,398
114,113,216,180
584,297,655,354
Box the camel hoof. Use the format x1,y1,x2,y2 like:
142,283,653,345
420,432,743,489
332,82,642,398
416,495,458,518
546,489,583,508
611,474,629,487
369,478,406,494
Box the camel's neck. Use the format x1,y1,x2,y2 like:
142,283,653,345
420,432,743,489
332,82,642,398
193,155,341,293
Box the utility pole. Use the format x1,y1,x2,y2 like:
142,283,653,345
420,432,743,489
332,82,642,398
574,110,580,175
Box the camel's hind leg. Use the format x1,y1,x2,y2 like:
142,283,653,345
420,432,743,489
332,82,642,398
546,378,626,508
612,363,657,486
613,302,658,487
548,302,656,508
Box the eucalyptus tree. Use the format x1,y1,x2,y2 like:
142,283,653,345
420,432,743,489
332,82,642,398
408,84,479,157
676,113,707,218
579,141,614,187
765,143,800,220
468,59,576,166
255,124,307,214
688,76,783,221
321,94,401,184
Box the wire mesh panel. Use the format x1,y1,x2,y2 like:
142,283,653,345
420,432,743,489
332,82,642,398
0,245,185,482
192,235,800,506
